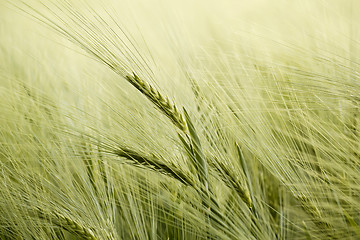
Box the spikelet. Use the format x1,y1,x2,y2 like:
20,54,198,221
125,73,187,131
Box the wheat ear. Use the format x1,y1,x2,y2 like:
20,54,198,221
125,73,187,131
114,147,195,186
37,208,98,240
212,160,252,208
296,194,331,229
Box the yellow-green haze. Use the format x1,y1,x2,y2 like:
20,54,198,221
0,0,359,239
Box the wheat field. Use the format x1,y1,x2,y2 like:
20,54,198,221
0,0,359,239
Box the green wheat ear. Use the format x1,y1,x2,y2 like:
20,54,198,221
125,72,187,131
176,108,210,194
181,108,209,192
36,208,98,240
236,143,253,208
113,146,195,186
